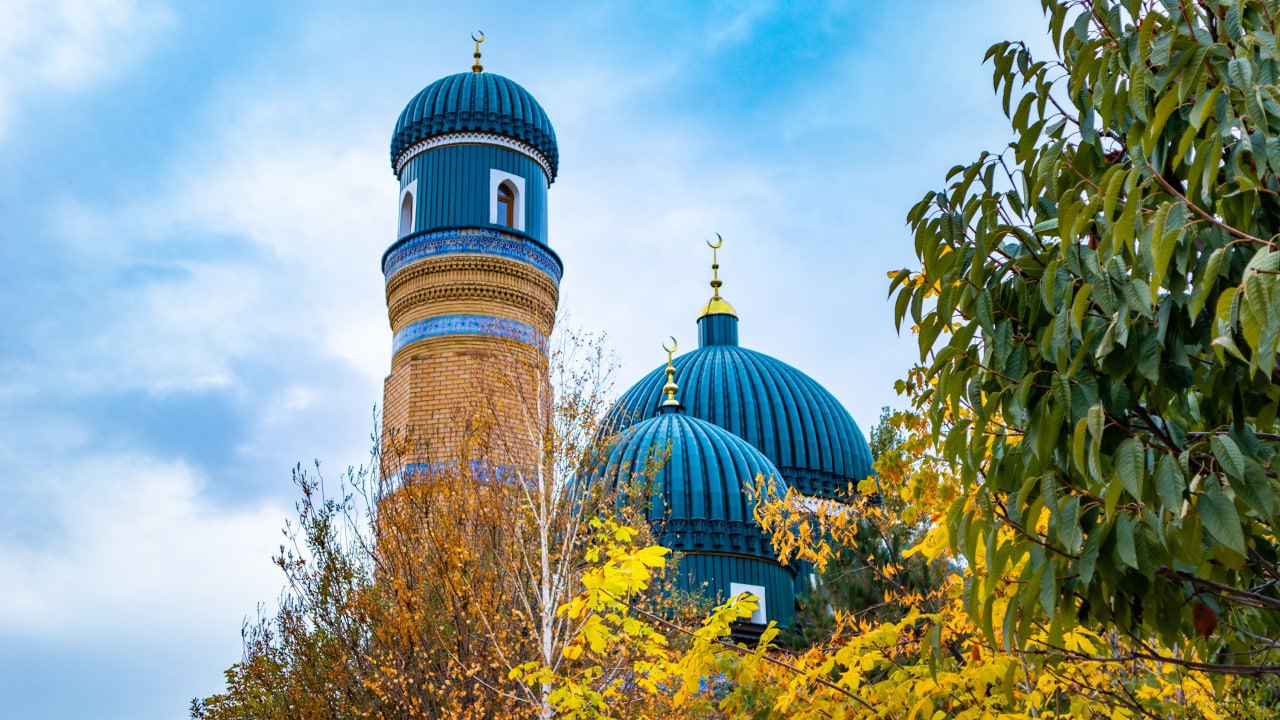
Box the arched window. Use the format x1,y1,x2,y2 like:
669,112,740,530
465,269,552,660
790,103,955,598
489,170,525,231
496,182,516,228
399,189,414,237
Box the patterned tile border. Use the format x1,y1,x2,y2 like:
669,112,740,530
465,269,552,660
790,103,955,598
393,460,521,484
392,314,548,355
394,131,554,181
383,228,563,283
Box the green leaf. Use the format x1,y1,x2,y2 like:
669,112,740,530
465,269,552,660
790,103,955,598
1115,514,1139,569
1211,435,1245,480
1057,494,1083,552
1144,89,1181,150
1088,403,1105,441
1155,453,1186,513
1228,57,1253,90
1190,248,1225,319
1071,282,1092,337
1115,438,1145,500
1151,223,1183,291
1237,457,1277,517
1199,480,1247,556
1079,523,1105,584
1072,417,1089,472
1112,191,1138,260
1039,559,1057,616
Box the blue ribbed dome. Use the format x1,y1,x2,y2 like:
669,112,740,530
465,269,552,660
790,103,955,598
607,316,874,502
391,72,559,178
591,409,789,563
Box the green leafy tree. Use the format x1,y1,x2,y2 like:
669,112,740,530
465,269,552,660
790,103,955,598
895,0,1280,683
787,407,940,646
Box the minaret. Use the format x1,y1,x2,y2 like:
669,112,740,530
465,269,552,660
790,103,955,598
381,36,561,476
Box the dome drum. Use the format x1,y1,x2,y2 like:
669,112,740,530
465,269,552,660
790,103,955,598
658,517,781,558
697,313,739,347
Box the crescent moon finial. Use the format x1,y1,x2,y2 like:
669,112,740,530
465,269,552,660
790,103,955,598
707,233,723,300
661,336,681,408
471,31,485,73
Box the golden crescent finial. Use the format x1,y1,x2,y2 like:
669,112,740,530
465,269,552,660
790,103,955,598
471,31,485,73
661,337,680,407
697,232,738,319
708,233,723,300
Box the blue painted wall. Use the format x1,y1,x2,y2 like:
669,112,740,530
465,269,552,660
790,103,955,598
677,553,796,628
399,143,550,244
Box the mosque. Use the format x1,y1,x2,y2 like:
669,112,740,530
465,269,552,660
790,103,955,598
379,40,874,634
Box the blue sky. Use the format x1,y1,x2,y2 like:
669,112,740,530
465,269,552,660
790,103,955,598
0,1,1052,717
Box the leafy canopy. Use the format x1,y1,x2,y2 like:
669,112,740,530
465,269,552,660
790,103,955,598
894,0,1280,672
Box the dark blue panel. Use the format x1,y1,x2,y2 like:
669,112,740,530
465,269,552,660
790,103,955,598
698,313,739,346
677,553,796,628
400,143,550,245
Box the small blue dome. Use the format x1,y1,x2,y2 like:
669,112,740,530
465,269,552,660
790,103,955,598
607,316,874,502
589,406,797,628
592,409,789,563
391,72,559,178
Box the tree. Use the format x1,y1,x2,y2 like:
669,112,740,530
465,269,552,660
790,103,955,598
784,407,942,647
533,2,1280,715
544,392,1245,718
894,0,1280,687
193,330,699,719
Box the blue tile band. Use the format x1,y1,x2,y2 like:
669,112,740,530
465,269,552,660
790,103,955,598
383,228,563,283
392,314,548,355
392,460,522,485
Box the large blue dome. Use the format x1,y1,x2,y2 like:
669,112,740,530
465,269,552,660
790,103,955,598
607,315,875,502
391,71,559,179
589,406,796,628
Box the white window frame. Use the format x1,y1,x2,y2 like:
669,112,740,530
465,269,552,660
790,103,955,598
489,169,525,231
398,180,417,237
729,582,767,624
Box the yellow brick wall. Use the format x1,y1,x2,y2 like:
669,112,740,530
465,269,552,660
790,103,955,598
381,252,558,477
385,255,558,336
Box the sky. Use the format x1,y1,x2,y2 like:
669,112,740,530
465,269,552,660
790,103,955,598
0,1,1054,717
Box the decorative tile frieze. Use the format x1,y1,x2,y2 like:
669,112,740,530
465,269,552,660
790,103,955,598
383,228,563,283
392,314,548,355
391,460,522,487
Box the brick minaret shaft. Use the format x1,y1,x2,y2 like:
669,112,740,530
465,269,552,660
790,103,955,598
380,55,562,477
381,247,559,472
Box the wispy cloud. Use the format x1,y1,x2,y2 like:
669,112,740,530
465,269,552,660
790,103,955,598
0,0,172,142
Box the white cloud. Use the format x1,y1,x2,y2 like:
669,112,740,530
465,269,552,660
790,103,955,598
0,0,171,142
0,452,285,644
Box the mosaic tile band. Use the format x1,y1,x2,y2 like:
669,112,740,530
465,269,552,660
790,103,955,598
391,460,522,486
383,228,563,283
392,314,548,355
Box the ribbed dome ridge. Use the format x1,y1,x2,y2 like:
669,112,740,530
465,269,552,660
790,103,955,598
391,72,559,178
590,411,788,562
607,346,874,502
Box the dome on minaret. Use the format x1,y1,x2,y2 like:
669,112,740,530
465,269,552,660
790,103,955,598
391,72,559,179
605,242,874,502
